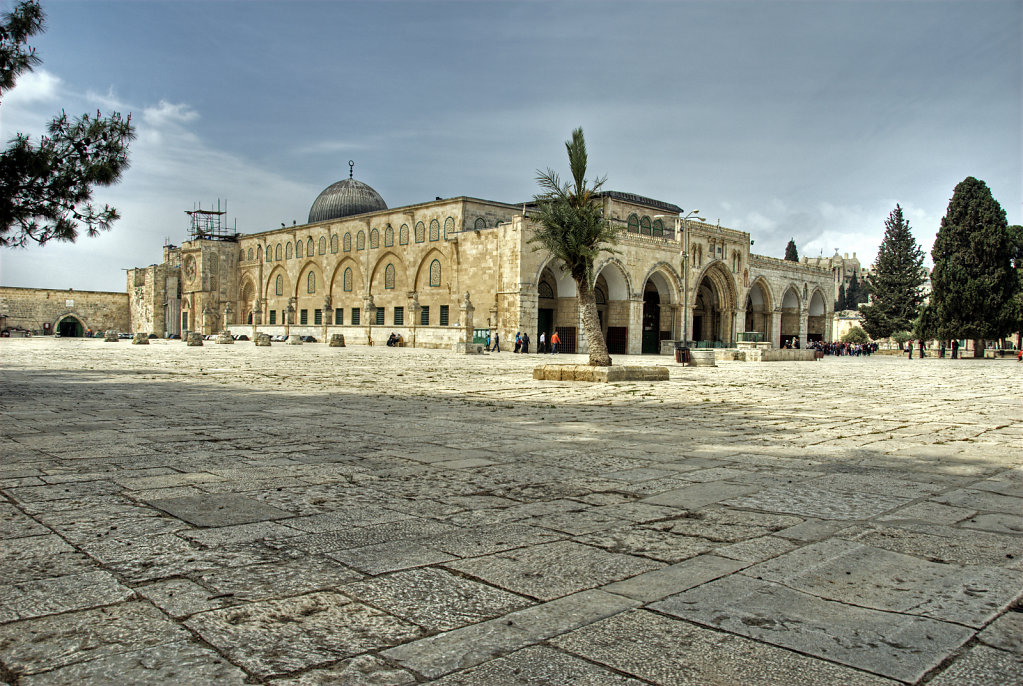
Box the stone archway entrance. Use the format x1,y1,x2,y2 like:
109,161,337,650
692,265,737,345
537,266,559,348
57,316,84,337
780,287,801,347
808,290,827,342
744,280,772,342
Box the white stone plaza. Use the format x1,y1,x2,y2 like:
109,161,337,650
0,338,1020,684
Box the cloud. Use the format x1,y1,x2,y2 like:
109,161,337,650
3,69,61,106
142,100,199,128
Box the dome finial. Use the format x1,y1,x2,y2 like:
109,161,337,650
349,160,355,179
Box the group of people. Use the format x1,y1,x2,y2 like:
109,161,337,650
385,332,404,347
486,331,561,354
810,341,878,356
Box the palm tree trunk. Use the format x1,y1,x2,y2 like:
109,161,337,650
577,278,611,366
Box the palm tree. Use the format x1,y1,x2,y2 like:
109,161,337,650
529,128,616,366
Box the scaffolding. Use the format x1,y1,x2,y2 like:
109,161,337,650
186,200,237,241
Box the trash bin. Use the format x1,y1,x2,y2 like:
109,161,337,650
674,342,690,364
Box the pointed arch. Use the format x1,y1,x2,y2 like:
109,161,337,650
343,232,352,252
296,239,304,259
639,262,682,303
370,251,410,294
413,248,449,291
399,223,409,245
415,221,426,243
357,231,366,251
286,242,293,259
330,234,339,253
444,216,455,239
429,218,440,241
330,257,363,297
370,228,379,249
593,256,633,300
384,225,394,247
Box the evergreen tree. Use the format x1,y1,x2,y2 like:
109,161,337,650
0,1,135,247
530,127,616,366
835,283,847,311
784,239,799,262
1008,225,1023,348
930,177,1015,357
846,272,864,309
860,204,926,339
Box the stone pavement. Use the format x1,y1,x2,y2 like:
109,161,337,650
0,337,1020,685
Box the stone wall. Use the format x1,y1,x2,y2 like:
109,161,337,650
0,287,129,335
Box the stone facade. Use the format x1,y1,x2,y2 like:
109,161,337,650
801,251,864,307
129,189,835,353
0,287,129,336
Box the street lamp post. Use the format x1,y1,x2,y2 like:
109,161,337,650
656,210,703,347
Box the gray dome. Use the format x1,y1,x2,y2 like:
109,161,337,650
308,162,386,223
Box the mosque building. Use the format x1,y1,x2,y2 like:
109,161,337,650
124,163,836,354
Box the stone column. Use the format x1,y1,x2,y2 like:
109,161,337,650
408,291,420,348
735,307,746,343
364,295,376,346
770,309,782,349
252,301,260,337
322,296,331,341
626,297,643,355
454,291,479,354
799,308,809,347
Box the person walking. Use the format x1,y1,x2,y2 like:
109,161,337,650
491,332,500,353
538,331,546,354
951,339,959,359
514,332,521,353
521,332,530,354
551,330,561,354
906,341,913,359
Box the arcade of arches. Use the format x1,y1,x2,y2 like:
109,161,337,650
125,185,836,353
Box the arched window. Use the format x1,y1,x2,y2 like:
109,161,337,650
429,219,440,241
286,242,293,259
330,234,339,253
594,285,606,305
265,245,271,262
256,246,262,261
429,259,441,287
307,237,314,256
384,225,394,247
307,271,316,294
444,217,455,239
318,236,326,254
357,231,365,250
474,217,486,230
640,216,651,235
343,233,352,252
384,263,395,289
275,274,284,296
296,240,303,258
275,243,282,261
627,214,639,233
343,267,353,292
652,219,664,237
370,229,379,249
415,222,425,243
247,247,253,261
400,224,409,245
538,281,554,299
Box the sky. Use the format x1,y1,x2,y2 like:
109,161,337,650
1,0,1020,291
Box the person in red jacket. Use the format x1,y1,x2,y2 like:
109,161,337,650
551,330,561,354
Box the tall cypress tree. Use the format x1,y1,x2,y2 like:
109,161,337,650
784,239,799,262
835,284,847,311
846,272,864,309
860,205,926,339
930,177,1014,357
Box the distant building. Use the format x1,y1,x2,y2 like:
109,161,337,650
126,167,837,352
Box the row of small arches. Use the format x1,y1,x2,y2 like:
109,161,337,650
245,218,462,263
626,214,666,237
272,260,442,296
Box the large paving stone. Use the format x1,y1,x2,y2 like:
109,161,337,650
0,602,189,676
341,567,531,631
0,570,133,622
185,591,421,677
749,539,1021,627
429,645,647,685
652,575,973,682
550,609,898,685
382,589,639,679
145,493,293,527
445,540,662,601
722,483,912,519
926,644,1023,685
19,640,249,685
